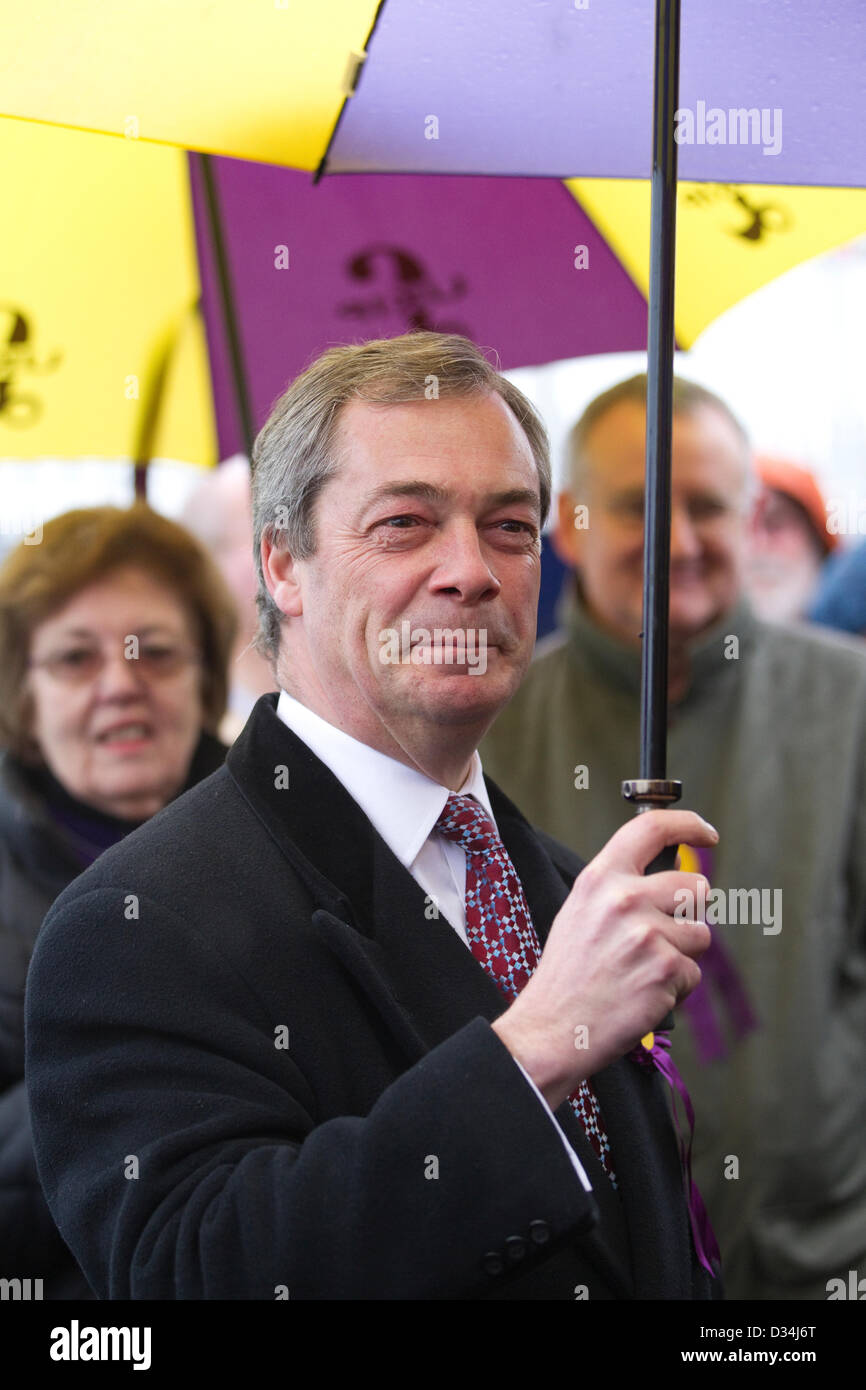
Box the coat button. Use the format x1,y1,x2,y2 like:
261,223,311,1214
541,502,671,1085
505,1235,528,1262
529,1220,551,1246
482,1251,505,1276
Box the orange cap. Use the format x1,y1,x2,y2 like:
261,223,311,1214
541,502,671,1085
755,456,839,554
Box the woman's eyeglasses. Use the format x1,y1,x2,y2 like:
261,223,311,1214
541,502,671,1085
29,641,202,685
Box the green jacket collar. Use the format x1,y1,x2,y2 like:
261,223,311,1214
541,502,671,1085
557,580,758,708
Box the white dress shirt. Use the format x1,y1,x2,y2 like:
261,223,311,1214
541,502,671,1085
276,688,592,1192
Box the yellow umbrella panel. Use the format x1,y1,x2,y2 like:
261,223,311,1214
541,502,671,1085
0,0,375,169
1,118,215,463
573,178,866,347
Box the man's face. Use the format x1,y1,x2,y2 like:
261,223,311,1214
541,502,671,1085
555,399,751,645
273,392,543,751
744,487,825,624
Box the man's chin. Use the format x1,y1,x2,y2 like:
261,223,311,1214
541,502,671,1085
396,666,519,726
669,597,730,642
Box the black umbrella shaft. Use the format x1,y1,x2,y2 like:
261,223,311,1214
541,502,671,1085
641,0,681,781
198,153,256,458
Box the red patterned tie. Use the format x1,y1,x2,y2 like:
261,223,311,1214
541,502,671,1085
436,792,617,1185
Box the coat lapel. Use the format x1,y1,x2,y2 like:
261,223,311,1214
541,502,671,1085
226,696,506,1047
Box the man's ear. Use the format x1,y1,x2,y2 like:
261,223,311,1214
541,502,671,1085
261,534,304,618
550,490,584,570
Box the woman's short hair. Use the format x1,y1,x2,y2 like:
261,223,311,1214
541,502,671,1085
0,503,237,759
252,331,552,660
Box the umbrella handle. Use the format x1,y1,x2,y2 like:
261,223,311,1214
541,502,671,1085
646,842,678,876
622,778,683,1031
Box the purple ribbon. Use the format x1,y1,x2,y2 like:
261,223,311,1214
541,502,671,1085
629,1032,721,1278
676,846,759,1065
680,928,760,1063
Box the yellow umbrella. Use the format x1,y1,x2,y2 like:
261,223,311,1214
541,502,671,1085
0,0,375,467
1,0,369,171
574,177,866,346
1,118,213,464
3,0,866,467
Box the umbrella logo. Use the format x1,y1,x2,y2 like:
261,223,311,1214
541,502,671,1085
338,245,470,337
727,189,792,243
0,305,62,429
682,185,792,244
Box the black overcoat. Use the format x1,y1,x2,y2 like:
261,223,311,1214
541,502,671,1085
25,695,717,1300
0,731,225,1297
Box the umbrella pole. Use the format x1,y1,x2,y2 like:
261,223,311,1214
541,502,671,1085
132,308,201,502
622,0,683,1024
640,0,681,786
195,153,256,459
622,0,682,812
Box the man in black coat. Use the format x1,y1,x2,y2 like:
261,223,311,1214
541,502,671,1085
26,332,719,1300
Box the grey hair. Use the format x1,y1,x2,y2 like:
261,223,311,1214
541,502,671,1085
251,331,551,660
565,373,752,497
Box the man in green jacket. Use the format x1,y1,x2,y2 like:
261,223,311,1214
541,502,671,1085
481,373,866,1300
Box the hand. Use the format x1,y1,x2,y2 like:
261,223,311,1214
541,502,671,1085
492,810,717,1111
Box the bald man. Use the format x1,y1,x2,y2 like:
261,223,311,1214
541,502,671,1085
482,373,866,1300
182,456,275,739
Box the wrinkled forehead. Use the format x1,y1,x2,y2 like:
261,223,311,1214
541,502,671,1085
330,393,540,496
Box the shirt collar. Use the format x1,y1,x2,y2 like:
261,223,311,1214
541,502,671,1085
275,689,495,869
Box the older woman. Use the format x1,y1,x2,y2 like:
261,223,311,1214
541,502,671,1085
0,503,237,1297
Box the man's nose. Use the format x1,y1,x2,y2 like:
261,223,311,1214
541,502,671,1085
669,504,702,560
430,522,501,602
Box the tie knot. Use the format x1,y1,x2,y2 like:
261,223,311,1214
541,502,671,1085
435,793,500,856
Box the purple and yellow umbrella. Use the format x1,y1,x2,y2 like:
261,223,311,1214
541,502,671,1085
3,0,866,785
3,0,865,470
